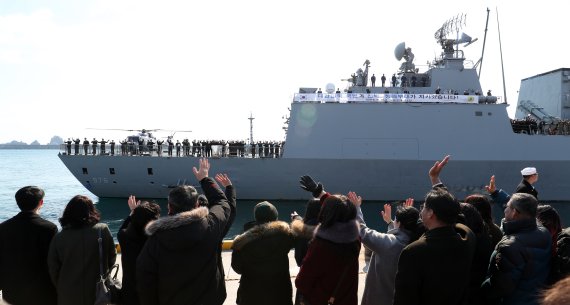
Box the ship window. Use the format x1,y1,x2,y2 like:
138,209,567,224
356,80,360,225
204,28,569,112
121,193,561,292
82,168,88,175
147,168,153,175
109,168,115,175
475,111,483,116
150,181,155,184
488,112,492,116
113,181,117,184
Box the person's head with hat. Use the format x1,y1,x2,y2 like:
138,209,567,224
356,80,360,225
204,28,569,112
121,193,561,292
241,201,279,232
521,167,539,184
254,201,278,225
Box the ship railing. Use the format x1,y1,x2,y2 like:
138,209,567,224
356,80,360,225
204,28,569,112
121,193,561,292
293,93,481,104
59,144,285,158
511,119,570,136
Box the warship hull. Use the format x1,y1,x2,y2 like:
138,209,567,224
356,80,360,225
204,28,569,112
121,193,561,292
58,154,570,201
59,102,570,201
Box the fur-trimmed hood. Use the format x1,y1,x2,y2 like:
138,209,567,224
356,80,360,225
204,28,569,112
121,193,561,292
315,220,360,243
145,206,209,236
291,219,318,239
232,220,292,251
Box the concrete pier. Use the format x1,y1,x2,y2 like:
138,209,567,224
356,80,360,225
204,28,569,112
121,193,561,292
0,248,368,304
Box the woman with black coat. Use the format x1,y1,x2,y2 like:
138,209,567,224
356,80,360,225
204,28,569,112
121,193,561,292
117,197,160,305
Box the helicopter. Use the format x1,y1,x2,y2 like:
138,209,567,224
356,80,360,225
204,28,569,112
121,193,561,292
86,128,192,155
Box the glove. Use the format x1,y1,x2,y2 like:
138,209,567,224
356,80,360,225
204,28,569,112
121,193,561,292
300,175,323,198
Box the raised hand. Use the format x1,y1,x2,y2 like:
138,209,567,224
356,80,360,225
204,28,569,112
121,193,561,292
215,173,232,188
128,195,140,215
404,197,414,208
381,204,393,224
429,155,450,185
192,158,210,181
299,175,323,198
485,175,496,194
290,211,300,220
347,191,362,207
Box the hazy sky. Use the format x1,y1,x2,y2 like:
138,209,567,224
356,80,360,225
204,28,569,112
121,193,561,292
1,0,568,144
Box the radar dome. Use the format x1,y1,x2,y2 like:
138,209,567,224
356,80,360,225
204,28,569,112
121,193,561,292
325,83,335,94
394,42,406,61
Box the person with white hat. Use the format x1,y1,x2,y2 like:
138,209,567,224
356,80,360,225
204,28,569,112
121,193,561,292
516,167,539,199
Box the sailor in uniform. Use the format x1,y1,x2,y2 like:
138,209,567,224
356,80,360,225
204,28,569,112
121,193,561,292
73,138,80,155
516,167,539,199
83,138,89,155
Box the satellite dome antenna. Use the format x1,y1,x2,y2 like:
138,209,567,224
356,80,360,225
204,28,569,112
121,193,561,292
394,42,406,61
325,83,335,94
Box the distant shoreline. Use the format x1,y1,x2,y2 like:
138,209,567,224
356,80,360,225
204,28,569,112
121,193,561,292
0,145,60,149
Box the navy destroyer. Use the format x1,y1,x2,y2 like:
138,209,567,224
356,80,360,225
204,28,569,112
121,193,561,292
58,17,570,201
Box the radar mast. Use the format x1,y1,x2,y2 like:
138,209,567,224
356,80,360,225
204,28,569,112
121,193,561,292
248,113,255,144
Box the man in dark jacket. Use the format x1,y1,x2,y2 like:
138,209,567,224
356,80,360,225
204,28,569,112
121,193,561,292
393,155,476,305
516,167,539,199
0,186,58,305
393,188,476,305
481,193,551,305
136,158,232,305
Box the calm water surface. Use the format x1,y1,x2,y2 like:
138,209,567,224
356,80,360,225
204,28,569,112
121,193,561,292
1,149,569,241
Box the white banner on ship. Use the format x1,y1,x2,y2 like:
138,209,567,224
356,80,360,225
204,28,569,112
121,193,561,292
293,93,479,104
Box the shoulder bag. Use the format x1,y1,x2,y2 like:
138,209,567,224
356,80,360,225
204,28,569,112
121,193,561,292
94,228,122,305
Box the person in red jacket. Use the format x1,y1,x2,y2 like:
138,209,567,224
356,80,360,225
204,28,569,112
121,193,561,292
295,177,361,305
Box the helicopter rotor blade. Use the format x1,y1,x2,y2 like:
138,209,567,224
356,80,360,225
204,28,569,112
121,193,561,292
85,128,163,132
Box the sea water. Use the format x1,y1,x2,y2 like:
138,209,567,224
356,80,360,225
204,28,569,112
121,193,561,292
0,149,391,240
1,149,569,241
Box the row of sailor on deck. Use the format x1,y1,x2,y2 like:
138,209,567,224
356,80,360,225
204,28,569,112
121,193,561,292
62,138,285,158
2,158,569,305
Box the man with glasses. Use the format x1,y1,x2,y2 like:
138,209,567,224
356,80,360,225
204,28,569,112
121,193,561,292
481,193,551,305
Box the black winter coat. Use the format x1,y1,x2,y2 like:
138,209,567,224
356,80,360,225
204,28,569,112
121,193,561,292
231,221,295,305
118,216,147,305
481,218,551,305
515,179,538,199
214,184,237,305
393,224,476,305
136,177,231,305
0,211,58,305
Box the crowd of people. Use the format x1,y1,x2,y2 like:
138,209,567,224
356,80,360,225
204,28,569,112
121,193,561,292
63,138,285,159
1,157,570,305
510,116,570,136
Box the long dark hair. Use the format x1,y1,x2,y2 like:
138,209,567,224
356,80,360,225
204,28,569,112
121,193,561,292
130,201,161,234
318,195,356,229
458,202,486,235
537,205,562,257
59,195,101,228
304,199,321,224
464,194,494,225
395,206,424,242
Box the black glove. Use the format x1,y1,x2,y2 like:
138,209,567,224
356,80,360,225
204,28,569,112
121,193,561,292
300,175,323,198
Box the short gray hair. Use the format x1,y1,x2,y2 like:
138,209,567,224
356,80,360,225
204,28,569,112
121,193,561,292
509,193,538,217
